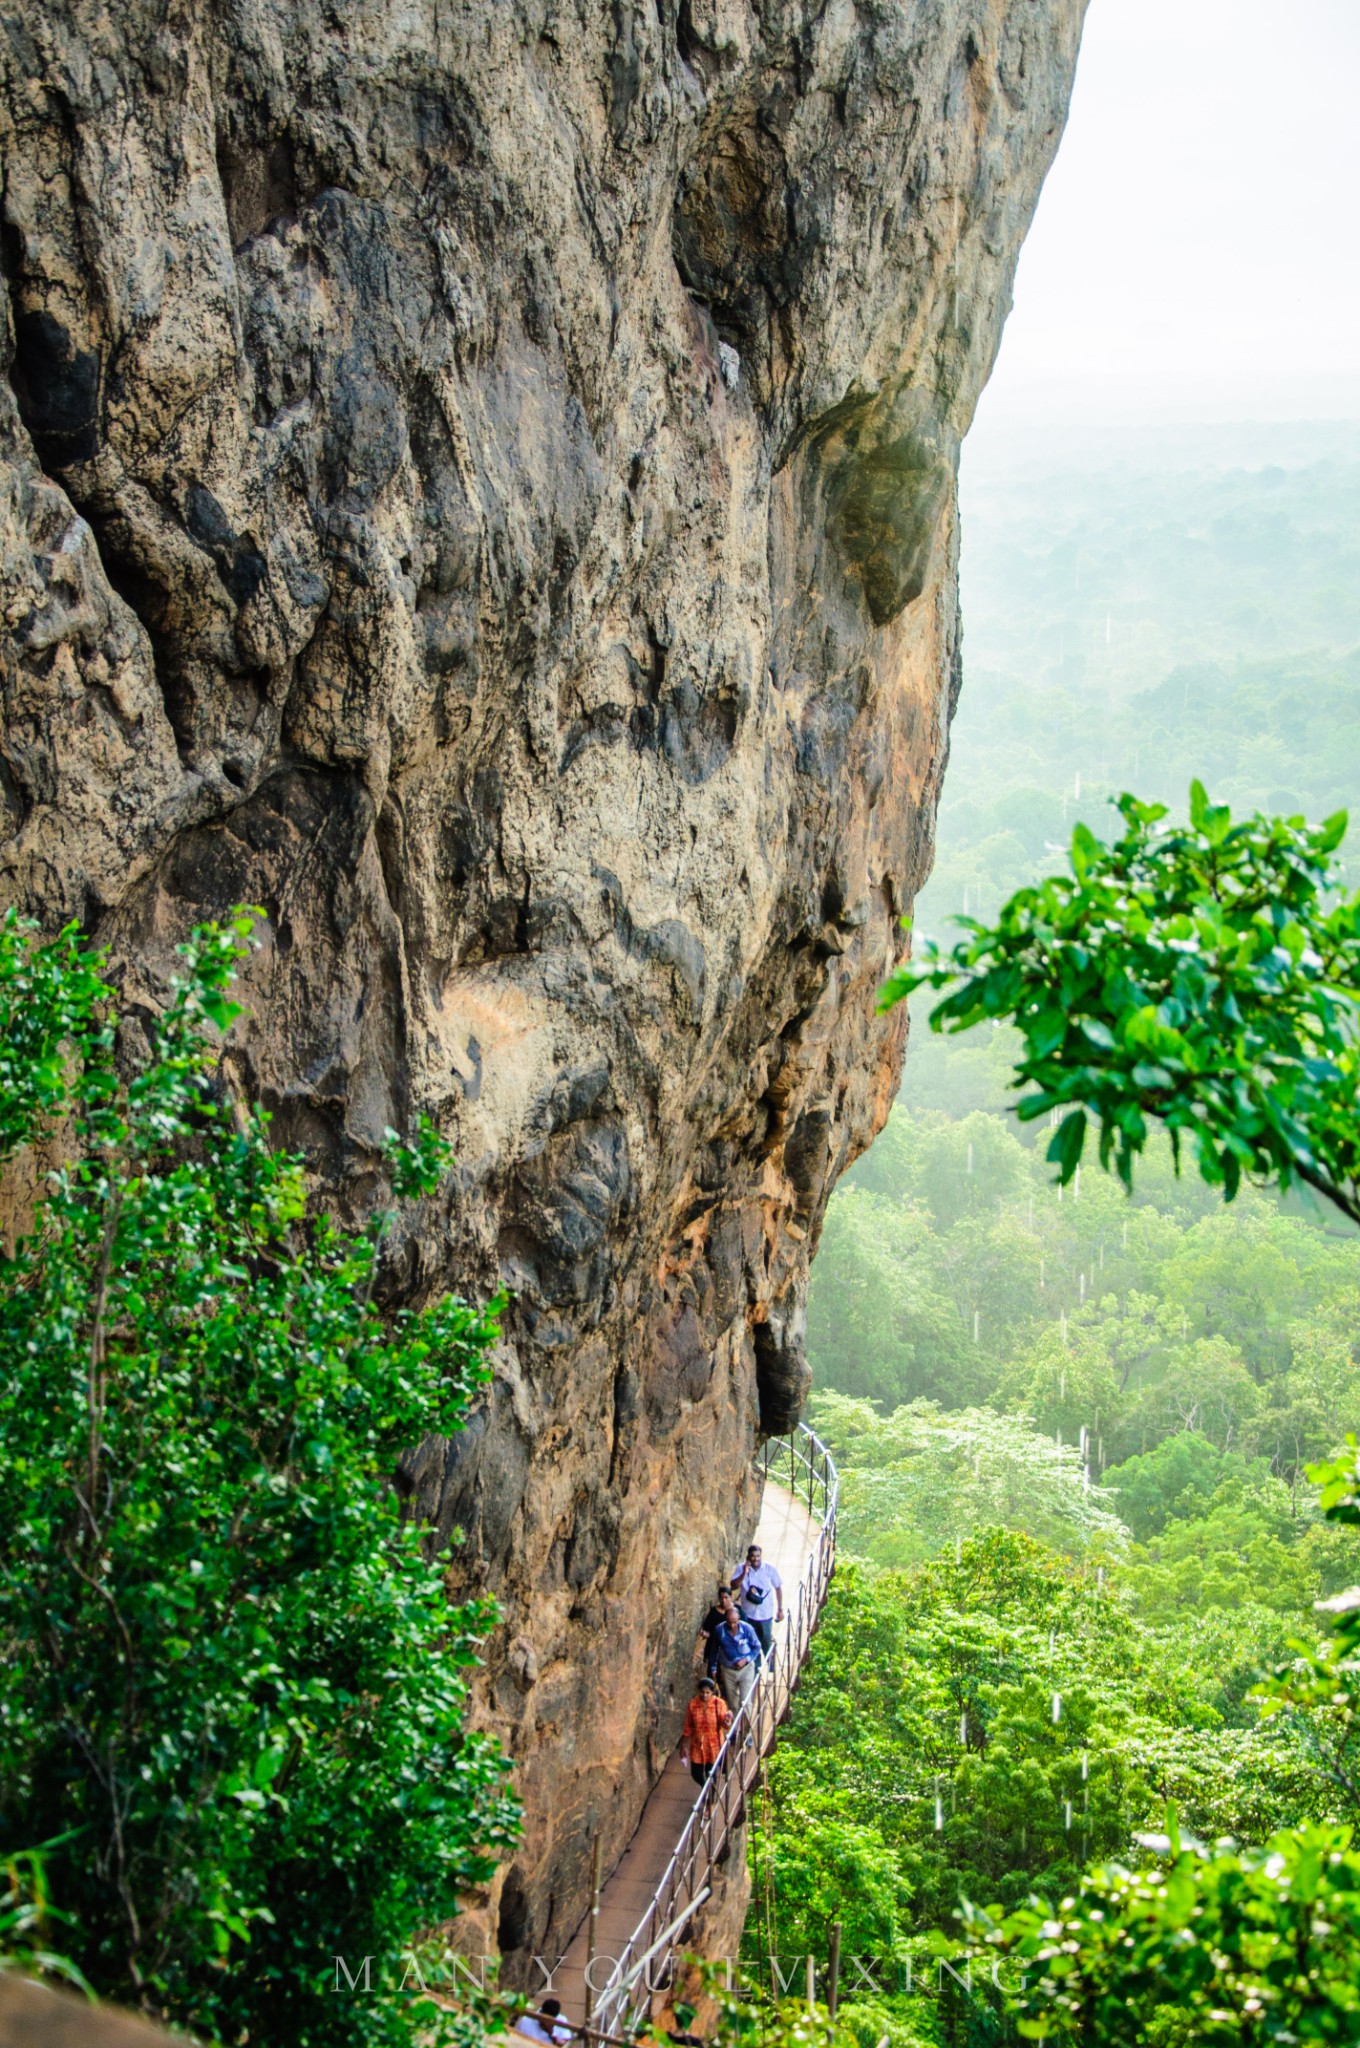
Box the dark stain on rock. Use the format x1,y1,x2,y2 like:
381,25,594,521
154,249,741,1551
754,1302,811,1437
10,308,100,468
825,431,950,625
216,133,300,248
184,483,267,606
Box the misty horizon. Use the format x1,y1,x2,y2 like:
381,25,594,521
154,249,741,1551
976,0,1360,438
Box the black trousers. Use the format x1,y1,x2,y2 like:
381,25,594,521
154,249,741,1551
748,1617,774,1659
690,1760,713,1786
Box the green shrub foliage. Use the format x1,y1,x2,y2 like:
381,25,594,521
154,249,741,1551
0,913,518,2045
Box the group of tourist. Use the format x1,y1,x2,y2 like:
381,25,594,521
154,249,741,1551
516,1998,699,2048
511,1546,786,2044
679,1541,784,1787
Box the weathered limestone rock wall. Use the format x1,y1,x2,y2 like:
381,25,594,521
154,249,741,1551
0,0,1085,1976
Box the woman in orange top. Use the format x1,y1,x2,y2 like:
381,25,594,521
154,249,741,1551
681,1676,731,1786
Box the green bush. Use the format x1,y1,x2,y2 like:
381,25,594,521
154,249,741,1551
954,1449,1360,2038
0,913,518,2045
967,1819,1360,2044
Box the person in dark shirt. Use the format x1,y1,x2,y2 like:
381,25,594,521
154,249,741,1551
516,1999,573,2044
698,1582,737,1677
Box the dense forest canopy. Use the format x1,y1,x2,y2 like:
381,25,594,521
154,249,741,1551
765,421,1360,2045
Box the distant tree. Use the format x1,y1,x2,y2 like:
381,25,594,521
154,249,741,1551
810,1390,1127,1565
1159,1212,1310,1381
994,1323,1122,1449
1088,1288,1182,1400
805,1189,975,1408
1121,1334,1262,1456
1249,1289,1360,1495
1103,1433,1230,1542
907,1109,1033,1235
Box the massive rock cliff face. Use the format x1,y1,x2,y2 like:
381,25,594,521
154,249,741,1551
0,0,1085,1975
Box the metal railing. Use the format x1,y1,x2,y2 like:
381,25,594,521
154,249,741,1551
589,1423,838,2038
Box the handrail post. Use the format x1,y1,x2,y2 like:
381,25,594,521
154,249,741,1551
584,1831,602,2033
828,1921,842,2039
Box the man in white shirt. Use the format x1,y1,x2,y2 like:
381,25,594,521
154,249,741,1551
516,1999,573,2043
731,1543,784,1661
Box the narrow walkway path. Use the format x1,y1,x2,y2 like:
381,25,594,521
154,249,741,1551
552,1480,821,2029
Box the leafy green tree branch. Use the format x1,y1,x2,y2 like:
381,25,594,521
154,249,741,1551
882,786,1360,1223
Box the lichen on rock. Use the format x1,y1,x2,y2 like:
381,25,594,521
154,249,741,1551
0,0,1086,1974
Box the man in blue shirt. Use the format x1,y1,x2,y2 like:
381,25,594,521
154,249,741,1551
712,1610,762,1712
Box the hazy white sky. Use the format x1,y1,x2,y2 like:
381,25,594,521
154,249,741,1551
980,0,1360,426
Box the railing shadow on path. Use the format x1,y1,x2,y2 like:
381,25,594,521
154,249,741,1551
551,1424,839,2040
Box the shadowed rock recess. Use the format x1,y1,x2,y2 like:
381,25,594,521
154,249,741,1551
0,0,1085,1976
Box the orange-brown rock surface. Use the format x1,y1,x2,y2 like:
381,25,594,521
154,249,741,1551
0,0,1085,1977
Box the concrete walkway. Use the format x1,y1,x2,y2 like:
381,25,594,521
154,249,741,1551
552,1480,820,2028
